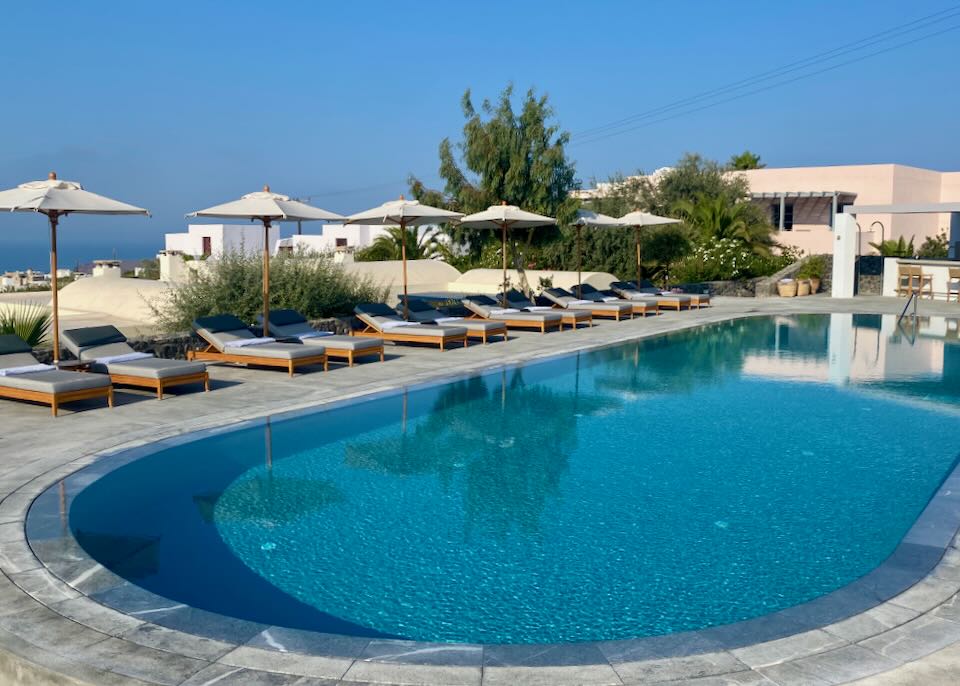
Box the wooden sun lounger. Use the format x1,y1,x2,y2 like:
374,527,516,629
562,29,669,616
352,321,469,351
188,336,328,376
0,383,114,417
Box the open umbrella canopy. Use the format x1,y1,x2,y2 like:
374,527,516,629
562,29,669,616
572,209,625,228
188,187,343,336
189,187,343,222
618,211,681,284
0,173,149,362
345,197,463,319
458,203,555,230
345,196,462,227
460,204,556,305
0,176,149,216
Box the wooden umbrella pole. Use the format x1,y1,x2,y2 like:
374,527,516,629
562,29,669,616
262,219,271,337
501,222,508,307
576,225,583,299
48,213,60,363
635,226,642,285
401,220,409,320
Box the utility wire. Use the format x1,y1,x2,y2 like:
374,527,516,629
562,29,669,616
571,19,960,146
572,6,960,146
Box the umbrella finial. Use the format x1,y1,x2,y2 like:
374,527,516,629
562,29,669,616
49,171,57,180
399,194,405,200
500,200,507,205
263,184,270,193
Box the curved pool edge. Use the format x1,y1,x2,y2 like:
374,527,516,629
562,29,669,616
2,298,960,685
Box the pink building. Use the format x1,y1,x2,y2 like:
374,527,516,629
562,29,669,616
738,164,960,256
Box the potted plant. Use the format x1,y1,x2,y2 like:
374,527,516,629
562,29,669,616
777,278,797,297
798,255,826,293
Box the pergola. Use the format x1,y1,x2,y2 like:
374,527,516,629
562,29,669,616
750,190,858,231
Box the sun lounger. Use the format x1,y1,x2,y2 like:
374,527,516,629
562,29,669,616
353,303,468,351
502,289,592,329
608,282,698,311
461,295,563,333
62,325,208,399
622,281,711,308
576,284,659,316
402,300,507,344
259,310,385,366
188,314,328,376
541,288,633,320
0,334,113,416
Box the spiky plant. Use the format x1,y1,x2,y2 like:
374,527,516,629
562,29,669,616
0,304,52,346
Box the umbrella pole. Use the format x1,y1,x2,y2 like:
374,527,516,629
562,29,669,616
48,213,60,363
576,225,583,299
501,223,508,307
401,220,409,320
635,226,642,285
262,219,271,337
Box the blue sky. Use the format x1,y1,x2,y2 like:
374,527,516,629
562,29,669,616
1,0,959,268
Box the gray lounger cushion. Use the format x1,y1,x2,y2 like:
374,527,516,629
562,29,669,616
542,289,632,314
354,304,467,338
193,316,325,360
404,306,505,333
261,312,383,351
0,370,111,394
609,282,692,304
62,326,206,378
462,296,562,324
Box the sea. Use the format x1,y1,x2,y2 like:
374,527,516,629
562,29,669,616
0,240,162,273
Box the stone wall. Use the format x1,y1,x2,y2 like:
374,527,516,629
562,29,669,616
856,256,883,295
675,280,761,297
34,317,351,363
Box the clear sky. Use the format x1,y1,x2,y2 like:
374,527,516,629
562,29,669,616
1,0,959,268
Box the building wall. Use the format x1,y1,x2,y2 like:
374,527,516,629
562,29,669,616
738,164,949,255
164,224,280,258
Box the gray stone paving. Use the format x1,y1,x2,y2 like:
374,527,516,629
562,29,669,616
1,296,960,685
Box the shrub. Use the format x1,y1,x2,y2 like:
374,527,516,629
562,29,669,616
918,231,949,259
671,239,800,283
870,236,915,258
151,251,389,332
0,304,52,346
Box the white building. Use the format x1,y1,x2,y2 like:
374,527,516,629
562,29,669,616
164,224,281,259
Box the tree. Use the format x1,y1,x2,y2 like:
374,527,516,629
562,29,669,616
673,194,775,255
354,226,444,262
870,236,915,258
918,231,949,259
727,150,766,170
410,85,580,259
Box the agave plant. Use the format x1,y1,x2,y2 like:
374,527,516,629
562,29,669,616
0,303,52,346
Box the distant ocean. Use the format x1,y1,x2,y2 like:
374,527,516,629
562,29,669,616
0,240,162,273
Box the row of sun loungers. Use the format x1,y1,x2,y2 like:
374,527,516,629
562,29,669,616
0,282,709,416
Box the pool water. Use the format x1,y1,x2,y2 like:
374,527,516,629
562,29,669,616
65,314,960,643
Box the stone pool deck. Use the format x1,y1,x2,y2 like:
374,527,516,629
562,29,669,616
1,295,960,686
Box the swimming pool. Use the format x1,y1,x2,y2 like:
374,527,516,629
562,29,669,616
31,314,960,645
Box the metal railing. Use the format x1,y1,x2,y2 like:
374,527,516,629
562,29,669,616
898,291,919,325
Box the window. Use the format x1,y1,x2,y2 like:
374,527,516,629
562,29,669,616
335,238,348,248
771,202,794,231
201,236,212,256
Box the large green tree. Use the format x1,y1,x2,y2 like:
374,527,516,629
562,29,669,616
410,85,580,260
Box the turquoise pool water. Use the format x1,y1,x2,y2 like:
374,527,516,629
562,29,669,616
67,314,960,644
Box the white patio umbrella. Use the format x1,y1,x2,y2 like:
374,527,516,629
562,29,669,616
458,202,556,306
0,172,149,362
572,209,626,297
618,210,681,284
188,186,344,336
345,196,462,319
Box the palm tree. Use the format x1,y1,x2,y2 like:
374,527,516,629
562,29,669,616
727,150,765,170
673,194,774,255
365,226,446,261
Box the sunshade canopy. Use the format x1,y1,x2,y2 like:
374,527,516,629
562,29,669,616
0,176,148,216
345,197,462,226
618,210,680,227
573,209,626,228
189,187,343,222
459,203,556,229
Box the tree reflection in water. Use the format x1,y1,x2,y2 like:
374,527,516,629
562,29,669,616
344,366,620,538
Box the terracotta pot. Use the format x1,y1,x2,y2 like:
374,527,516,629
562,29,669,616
797,280,811,296
777,281,798,297
809,277,821,293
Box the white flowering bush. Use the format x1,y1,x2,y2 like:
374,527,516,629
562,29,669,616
672,239,801,283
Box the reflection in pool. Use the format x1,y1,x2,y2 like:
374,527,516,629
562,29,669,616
61,314,960,643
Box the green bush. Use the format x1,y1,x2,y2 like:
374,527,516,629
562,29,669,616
918,231,949,259
151,251,389,332
0,304,52,346
797,254,827,279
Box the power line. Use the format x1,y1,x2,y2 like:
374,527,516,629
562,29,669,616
294,175,443,203
572,6,960,147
